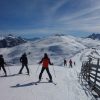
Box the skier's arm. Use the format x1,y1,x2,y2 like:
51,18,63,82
38,58,43,64
49,59,53,65
20,57,22,62
3,58,7,65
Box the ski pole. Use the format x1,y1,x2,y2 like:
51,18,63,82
52,65,56,78
5,63,11,75
35,64,40,74
7,65,11,75
6,64,11,75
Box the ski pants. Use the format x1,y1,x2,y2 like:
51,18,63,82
39,67,52,80
69,63,72,68
19,63,29,74
0,65,7,75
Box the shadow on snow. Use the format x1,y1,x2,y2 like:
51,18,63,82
10,81,52,88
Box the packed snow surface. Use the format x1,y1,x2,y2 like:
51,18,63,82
0,35,100,100
0,51,99,100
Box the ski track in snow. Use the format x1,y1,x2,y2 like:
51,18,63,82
0,52,100,100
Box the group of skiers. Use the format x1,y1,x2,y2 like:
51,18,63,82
0,53,54,82
0,53,75,82
64,59,75,68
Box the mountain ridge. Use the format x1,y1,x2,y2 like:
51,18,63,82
0,34,26,48
0,35,99,65
87,33,100,40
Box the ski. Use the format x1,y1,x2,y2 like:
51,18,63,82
35,81,40,85
35,78,57,85
46,78,57,85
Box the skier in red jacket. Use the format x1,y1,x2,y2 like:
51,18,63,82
38,53,53,82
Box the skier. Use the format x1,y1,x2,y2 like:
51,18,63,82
64,59,67,66
74,61,76,66
69,59,73,68
19,53,29,75
0,55,7,76
38,53,53,82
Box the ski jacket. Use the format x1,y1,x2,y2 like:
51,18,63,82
64,60,67,63
69,60,72,64
20,56,28,64
0,57,5,65
39,57,52,68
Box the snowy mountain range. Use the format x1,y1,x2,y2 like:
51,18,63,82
0,34,26,48
24,37,40,41
0,34,100,65
87,33,100,40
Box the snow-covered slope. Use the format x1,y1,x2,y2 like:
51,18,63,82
0,35,100,100
76,37,100,49
0,35,86,65
0,35,100,66
0,49,99,100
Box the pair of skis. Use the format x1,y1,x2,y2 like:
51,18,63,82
35,78,57,85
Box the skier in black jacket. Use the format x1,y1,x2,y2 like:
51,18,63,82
69,59,73,68
19,53,29,75
0,55,7,76
64,59,67,66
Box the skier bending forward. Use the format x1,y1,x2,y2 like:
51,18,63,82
38,53,53,82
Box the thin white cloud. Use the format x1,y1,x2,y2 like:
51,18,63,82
49,0,68,14
50,1,100,34
1,0,100,37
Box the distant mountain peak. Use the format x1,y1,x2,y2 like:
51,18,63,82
87,33,100,40
0,35,26,48
8,34,13,37
54,33,65,36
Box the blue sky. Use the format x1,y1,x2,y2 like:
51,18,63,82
0,0,100,38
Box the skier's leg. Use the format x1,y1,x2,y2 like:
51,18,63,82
19,63,24,74
2,65,7,76
71,64,72,68
25,64,29,74
0,66,1,70
39,67,45,81
69,64,70,67
46,68,52,82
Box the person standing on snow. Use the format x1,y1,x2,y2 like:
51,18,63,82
69,59,73,68
19,53,29,75
64,59,67,66
0,55,7,76
74,61,76,66
38,53,53,82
